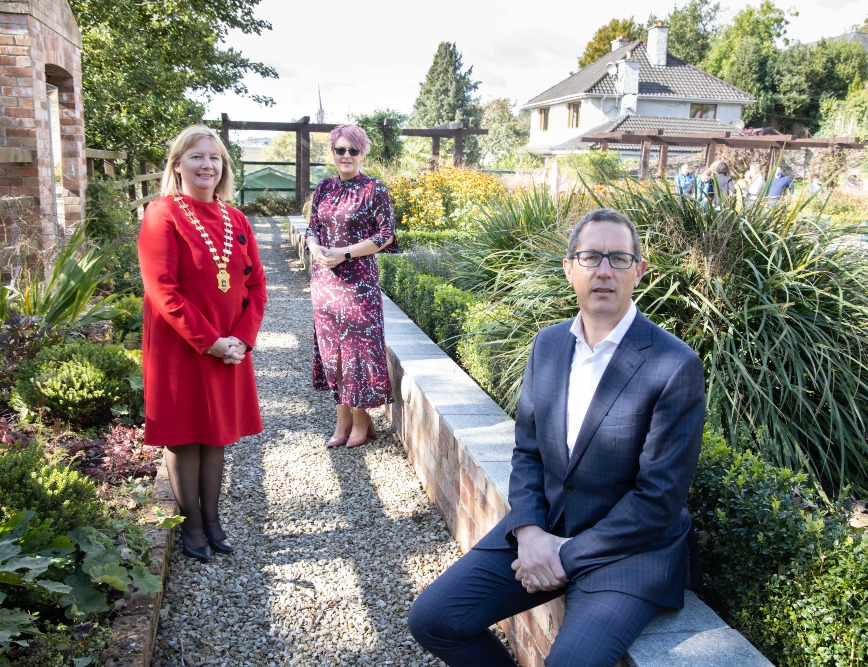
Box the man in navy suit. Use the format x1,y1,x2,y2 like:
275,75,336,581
409,208,705,666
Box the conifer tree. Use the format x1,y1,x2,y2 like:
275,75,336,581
410,42,483,165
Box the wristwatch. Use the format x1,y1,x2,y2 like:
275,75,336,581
344,250,352,260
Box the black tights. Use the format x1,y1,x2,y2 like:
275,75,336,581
164,444,227,549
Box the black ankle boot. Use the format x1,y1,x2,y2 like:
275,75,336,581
179,530,211,563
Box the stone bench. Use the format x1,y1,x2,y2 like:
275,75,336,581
286,217,772,667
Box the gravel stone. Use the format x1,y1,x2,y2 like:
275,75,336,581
150,217,463,667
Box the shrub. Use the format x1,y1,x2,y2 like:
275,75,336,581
387,166,504,231
12,340,142,428
235,192,300,217
401,228,465,250
377,254,476,360
0,441,106,533
108,294,143,346
0,319,63,410
560,150,625,183
690,429,867,666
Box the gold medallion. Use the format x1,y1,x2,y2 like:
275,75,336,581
217,270,230,292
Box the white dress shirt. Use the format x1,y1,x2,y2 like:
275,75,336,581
566,303,637,456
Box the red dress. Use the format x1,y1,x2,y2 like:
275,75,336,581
138,195,267,446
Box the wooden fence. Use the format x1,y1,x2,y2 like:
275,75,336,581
85,149,162,213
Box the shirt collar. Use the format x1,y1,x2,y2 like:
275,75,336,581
570,302,637,351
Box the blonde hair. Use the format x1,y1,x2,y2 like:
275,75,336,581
160,125,235,200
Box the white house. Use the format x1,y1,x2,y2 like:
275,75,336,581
524,24,754,156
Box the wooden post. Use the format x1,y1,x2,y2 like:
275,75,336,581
296,116,311,205
638,140,651,180
381,118,392,161
453,130,464,167
103,160,115,178
657,145,669,179
139,159,149,207
705,141,718,168
220,113,230,148
126,155,136,205
86,157,94,178
431,137,440,170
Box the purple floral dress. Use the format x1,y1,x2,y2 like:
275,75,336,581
306,173,399,407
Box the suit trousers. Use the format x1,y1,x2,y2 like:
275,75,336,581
409,546,660,667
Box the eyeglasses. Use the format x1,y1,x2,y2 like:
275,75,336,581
333,147,361,157
567,251,638,269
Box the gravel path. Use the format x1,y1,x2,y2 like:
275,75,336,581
151,217,461,667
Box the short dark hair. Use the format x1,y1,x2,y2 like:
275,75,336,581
715,161,730,176
566,208,642,261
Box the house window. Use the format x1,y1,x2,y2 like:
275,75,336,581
690,103,717,119
568,103,581,128
539,107,550,131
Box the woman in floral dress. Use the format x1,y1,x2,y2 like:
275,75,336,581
305,125,398,448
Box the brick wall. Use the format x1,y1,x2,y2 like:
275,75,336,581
0,0,85,244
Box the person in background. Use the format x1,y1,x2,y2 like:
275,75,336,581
305,124,399,449
674,163,695,197
712,161,736,203
409,208,705,667
744,162,766,208
806,173,822,195
698,168,714,205
767,166,794,206
138,125,267,562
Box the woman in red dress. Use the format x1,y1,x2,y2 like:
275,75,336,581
306,125,398,449
138,125,267,562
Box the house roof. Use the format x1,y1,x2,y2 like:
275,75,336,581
530,114,740,154
524,41,754,107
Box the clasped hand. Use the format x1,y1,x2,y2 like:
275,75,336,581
512,525,570,594
207,336,247,365
312,246,346,270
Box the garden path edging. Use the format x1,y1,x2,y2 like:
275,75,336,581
102,458,175,667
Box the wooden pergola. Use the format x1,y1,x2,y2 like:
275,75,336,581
579,129,864,180
219,115,487,203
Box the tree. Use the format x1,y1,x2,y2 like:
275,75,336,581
773,39,868,133
69,0,277,162
817,84,868,140
701,0,792,126
478,99,532,168
663,0,722,64
352,109,408,163
410,42,483,164
577,18,644,70
261,133,331,165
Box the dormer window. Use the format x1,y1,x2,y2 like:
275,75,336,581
690,103,717,119
539,107,550,131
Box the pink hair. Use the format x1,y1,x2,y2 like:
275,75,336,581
329,124,371,157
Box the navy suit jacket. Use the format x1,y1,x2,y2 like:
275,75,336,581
476,311,705,609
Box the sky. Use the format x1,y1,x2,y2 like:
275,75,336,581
204,0,867,133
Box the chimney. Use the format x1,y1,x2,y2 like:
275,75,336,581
617,57,640,114
610,35,629,52
647,22,668,67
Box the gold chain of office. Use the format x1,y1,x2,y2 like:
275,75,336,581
174,195,234,292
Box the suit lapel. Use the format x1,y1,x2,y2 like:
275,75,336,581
565,314,653,477
544,322,575,470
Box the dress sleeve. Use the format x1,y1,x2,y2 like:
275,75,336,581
229,213,267,349
370,179,399,253
305,181,326,244
138,200,220,354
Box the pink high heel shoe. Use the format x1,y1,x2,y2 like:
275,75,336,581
326,425,351,448
346,414,376,449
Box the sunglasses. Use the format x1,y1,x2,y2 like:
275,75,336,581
333,147,361,157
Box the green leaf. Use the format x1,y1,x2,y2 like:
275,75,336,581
130,564,162,596
59,573,110,619
0,608,40,644
87,563,131,593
